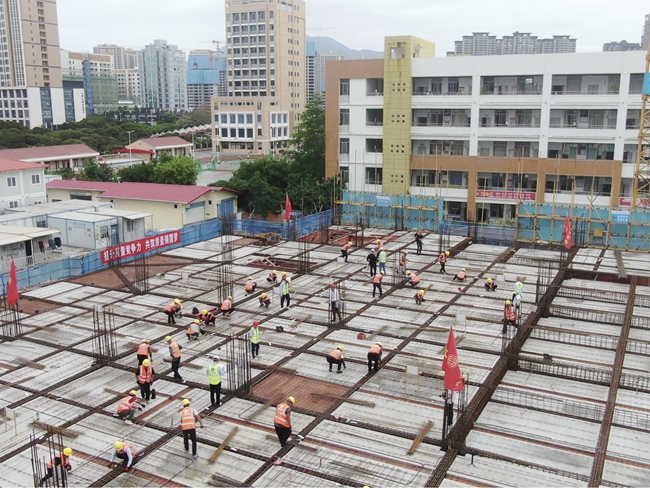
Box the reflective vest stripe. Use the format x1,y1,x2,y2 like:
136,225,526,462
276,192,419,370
169,341,181,359
117,397,133,412
439,254,447,262
372,274,382,283
281,281,290,295
208,365,222,385
505,307,516,321
273,403,291,428
138,365,152,384
251,328,260,344
379,252,387,263
181,407,196,430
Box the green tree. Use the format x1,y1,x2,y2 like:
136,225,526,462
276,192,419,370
49,167,75,180
288,93,325,180
117,161,157,183
77,159,115,182
152,155,199,185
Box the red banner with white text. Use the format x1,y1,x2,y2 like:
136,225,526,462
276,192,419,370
101,231,181,264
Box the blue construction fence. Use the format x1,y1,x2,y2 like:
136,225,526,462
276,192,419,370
440,221,516,245
1,210,334,297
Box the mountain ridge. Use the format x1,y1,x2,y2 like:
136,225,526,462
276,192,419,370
307,36,383,60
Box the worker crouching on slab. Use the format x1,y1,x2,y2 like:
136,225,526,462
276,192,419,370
326,345,346,373
109,441,136,471
273,396,295,447
186,319,206,341
39,447,72,486
180,398,205,458
415,289,426,305
259,292,271,308
201,309,216,326
367,342,383,373
452,268,466,282
484,278,497,291
406,270,421,287
220,296,235,317
245,276,257,295
117,390,144,424
163,298,182,324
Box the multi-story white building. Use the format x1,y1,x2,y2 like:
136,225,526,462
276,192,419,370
452,32,577,56
115,68,141,106
0,158,46,213
93,44,138,70
326,36,646,222
212,0,306,156
60,50,118,114
139,40,187,111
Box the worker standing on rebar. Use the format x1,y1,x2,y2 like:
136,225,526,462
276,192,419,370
406,270,421,287
136,339,152,365
366,248,377,278
136,359,155,402
245,276,257,295
340,240,352,263
372,270,384,297
367,342,383,373
207,356,228,406
513,292,522,317
378,248,387,274
39,447,72,486
513,276,524,301
117,391,144,424
165,336,184,382
163,298,182,324
415,230,424,254
329,283,343,323
220,296,235,317
259,292,271,308
201,309,216,326
452,268,467,282
439,251,449,274
326,345,346,373
109,441,136,471
249,321,261,358
484,278,497,291
180,399,204,458
280,274,291,308
267,270,278,283
503,299,518,334
273,396,295,447
415,289,426,305
398,250,408,274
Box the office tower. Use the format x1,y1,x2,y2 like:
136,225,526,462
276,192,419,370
61,50,118,114
452,32,576,56
212,0,307,156
187,49,226,111
306,41,342,101
139,40,187,111
115,68,140,106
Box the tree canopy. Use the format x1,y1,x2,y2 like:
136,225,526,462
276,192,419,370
287,94,325,180
117,153,198,185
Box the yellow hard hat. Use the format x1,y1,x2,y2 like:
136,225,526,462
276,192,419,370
506,300,511,305
114,441,123,450
182,399,190,406
140,339,148,343
288,396,296,404
174,298,181,305
406,271,411,275
462,268,466,271
376,239,381,242
380,271,385,275
143,359,151,366
487,278,492,283
129,390,137,396
248,277,253,280
63,447,72,456
202,309,208,315
337,345,344,351
165,336,172,342
419,290,425,295
446,251,450,256
281,271,287,276
272,270,277,274
194,319,200,324
227,295,232,300
377,341,383,347
404,251,409,254
348,241,352,245
261,292,267,298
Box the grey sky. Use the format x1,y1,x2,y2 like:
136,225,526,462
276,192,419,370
58,0,649,55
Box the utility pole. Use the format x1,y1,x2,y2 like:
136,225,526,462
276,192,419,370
127,130,134,167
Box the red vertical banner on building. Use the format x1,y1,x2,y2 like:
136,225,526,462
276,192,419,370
285,193,292,223
562,215,572,249
7,260,19,306
442,327,465,391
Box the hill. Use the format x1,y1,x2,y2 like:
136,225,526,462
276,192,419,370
307,36,383,60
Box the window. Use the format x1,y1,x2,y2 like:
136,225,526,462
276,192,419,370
221,114,228,124
447,78,459,93
340,79,350,96
230,114,236,124
246,114,253,124
339,138,350,154
31,174,40,184
237,114,245,124
493,142,507,157
9,200,18,208
6,176,16,187
339,109,349,126
365,167,382,184
366,139,383,153
126,220,134,232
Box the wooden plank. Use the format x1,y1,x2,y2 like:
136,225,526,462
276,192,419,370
28,421,82,438
14,357,46,370
365,326,387,342
208,427,238,464
162,357,202,370
310,393,375,407
243,396,283,421
0,376,36,392
290,315,312,329
407,420,434,455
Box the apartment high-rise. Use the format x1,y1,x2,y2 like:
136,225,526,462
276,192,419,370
212,0,307,156
115,68,140,106
642,13,650,50
187,49,226,111
61,50,118,115
451,32,577,56
306,41,342,101
0,0,85,127
139,40,187,111
93,44,138,70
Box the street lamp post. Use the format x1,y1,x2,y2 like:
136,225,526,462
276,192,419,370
127,130,134,167
191,132,195,159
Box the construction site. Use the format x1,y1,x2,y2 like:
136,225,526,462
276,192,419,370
1,222,650,488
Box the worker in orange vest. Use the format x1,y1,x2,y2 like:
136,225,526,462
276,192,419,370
340,241,353,262
40,447,73,486
267,270,278,282
163,298,182,324
136,359,155,402
372,271,384,298
220,296,234,317
245,276,257,295
406,270,421,287
180,399,204,458
415,289,426,305
398,250,408,274
503,299,518,334
165,336,184,382
186,319,206,341
136,339,152,365
259,292,271,308
117,390,144,424
109,441,137,471
273,396,295,447
326,345,346,373
439,251,449,274
367,342,383,373
452,268,467,282
201,309,216,326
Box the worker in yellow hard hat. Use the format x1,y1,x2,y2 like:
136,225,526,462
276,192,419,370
280,272,291,308
109,441,137,471
267,269,278,283
273,396,295,447
326,345,346,373
220,295,235,317
136,339,152,365
438,250,450,274
116,390,144,424
259,292,271,308
452,268,467,283
406,270,421,287
186,319,206,342
484,277,497,291
414,289,426,305
245,276,257,295
163,299,182,324
367,341,383,374
200,308,216,326
503,299,518,334
180,399,205,458
165,336,184,382
137,358,155,402
40,447,73,485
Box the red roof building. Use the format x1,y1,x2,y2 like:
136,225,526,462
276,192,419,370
0,144,99,170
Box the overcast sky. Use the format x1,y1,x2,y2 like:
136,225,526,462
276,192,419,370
57,0,649,55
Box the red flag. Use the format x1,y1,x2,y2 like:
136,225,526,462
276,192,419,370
285,193,292,222
7,260,19,306
562,215,572,250
442,328,465,391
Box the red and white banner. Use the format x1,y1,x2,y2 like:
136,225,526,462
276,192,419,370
101,230,181,264
476,190,536,201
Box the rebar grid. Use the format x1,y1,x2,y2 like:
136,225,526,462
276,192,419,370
92,306,118,363
0,303,22,337
133,254,150,293
556,286,630,306
530,327,619,350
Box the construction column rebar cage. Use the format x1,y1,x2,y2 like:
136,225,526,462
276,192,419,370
133,254,149,294
215,235,234,305
92,306,118,364
0,292,22,338
31,429,67,488
225,334,252,396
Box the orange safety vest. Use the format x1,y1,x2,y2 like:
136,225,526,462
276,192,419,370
269,272,277,280
245,280,254,291
180,407,196,430
137,365,153,384
118,443,137,457
369,345,382,355
457,271,466,279
221,299,232,311
328,349,342,360
439,253,447,263
273,402,291,428
136,343,150,356
505,306,516,321
341,243,351,251
118,396,135,412
164,303,179,313
372,274,382,284
47,453,70,469
410,275,420,284
169,341,181,359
